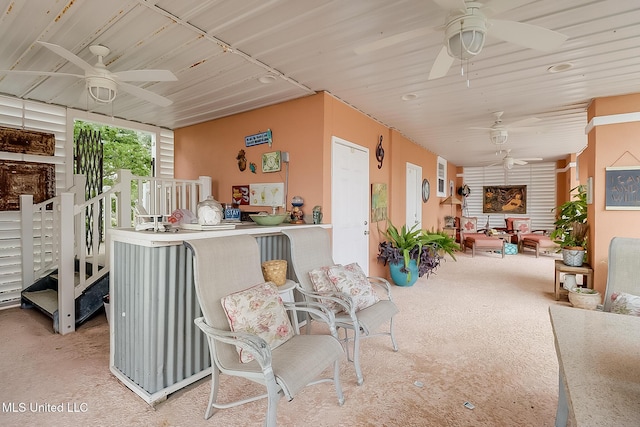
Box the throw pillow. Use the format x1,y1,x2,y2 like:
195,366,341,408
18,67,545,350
327,263,379,312
610,292,640,316
220,282,294,363
309,265,341,311
512,219,531,234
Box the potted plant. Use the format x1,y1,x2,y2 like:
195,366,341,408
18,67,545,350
377,221,459,286
549,185,589,267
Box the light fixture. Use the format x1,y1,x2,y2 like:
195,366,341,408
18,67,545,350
490,128,508,146
503,156,514,170
444,9,487,60
547,62,573,73
258,74,277,84
401,93,418,101
440,194,463,217
86,76,117,103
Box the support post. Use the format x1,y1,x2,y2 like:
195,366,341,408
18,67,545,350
58,193,76,334
20,195,34,289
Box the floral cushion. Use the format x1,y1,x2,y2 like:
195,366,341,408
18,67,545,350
610,292,640,316
220,282,294,363
512,219,531,234
326,263,379,312
309,265,341,310
505,217,529,233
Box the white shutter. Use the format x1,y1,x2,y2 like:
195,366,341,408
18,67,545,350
0,96,67,306
461,162,556,231
157,129,174,178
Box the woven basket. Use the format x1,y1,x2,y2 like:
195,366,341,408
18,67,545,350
261,260,287,286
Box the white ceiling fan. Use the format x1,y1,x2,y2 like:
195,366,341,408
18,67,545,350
470,111,542,148
488,149,542,170
0,41,177,106
355,0,568,80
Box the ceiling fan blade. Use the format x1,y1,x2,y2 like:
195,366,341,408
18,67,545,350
481,0,532,17
513,159,528,165
428,46,454,80
114,69,177,82
432,0,466,13
37,41,95,73
468,126,494,131
488,19,568,51
487,162,501,167
519,157,543,161
505,117,541,128
0,70,83,78
354,27,433,55
119,81,172,107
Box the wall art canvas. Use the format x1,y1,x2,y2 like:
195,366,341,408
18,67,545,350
371,183,388,222
482,185,527,214
232,185,250,205
0,160,55,210
0,126,55,155
605,167,640,210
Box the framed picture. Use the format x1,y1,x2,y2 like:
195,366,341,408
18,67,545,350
482,185,527,214
371,183,388,222
0,160,56,210
261,151,281,173
605,167,640,210
231,185,250,205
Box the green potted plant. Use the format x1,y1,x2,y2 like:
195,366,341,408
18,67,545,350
550,184,589,267
377,221,458,286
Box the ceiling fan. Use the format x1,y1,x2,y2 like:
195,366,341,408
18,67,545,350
488,149,542,170
470,111,542,148
0,41,177,106
355,0,568,80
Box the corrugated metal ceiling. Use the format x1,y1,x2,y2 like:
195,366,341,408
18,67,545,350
0,0,639,166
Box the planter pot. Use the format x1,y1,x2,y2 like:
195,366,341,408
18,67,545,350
562,248,585,267
389,259,418,287
568,288,601,310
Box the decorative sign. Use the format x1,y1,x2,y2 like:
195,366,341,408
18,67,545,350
249,182,285,207
262,151,281,172
482,185,527,214
0,160,55,210
0,126,55,155
605,167,640,210
232,185,250,205
245,129,272,147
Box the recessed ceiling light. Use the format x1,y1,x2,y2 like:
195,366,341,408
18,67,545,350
547,62,573,73
402,93,418,101
258,74,277,84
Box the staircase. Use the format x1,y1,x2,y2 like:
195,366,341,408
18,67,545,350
22,260,109,333
19,170,212,334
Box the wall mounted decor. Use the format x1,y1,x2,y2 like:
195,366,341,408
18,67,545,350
376,135,384,169
482,185,527,214
437,156,447,197
236,149,247,171
605,166,640,210
421,179,430,203
245,129,272,147
232,185,250,205
0,126,55,155
371,182,388,222
261,151,281,173
0,160,55,210
249,182,285,206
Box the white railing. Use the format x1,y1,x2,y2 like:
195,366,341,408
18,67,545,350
21,170,212,334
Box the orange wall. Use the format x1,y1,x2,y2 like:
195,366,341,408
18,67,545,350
175,91,457,279
585,93,640,292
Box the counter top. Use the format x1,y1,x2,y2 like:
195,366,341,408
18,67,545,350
109,222,331,246
549,305,640,426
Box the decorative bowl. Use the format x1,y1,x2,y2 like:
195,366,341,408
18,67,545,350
249,213,287,226
568,288,601,310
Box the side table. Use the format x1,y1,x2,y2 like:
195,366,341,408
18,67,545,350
554,260,593,300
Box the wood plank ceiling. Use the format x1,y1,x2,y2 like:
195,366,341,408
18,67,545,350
0,0,639,166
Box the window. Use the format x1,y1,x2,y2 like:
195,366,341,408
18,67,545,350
437,156,447,197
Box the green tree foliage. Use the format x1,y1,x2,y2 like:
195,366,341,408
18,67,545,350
74,120,152,188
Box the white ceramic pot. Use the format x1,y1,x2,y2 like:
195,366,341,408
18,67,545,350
568,288,601,310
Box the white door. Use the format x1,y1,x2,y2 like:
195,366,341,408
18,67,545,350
406,162,422,230
331,136,370,273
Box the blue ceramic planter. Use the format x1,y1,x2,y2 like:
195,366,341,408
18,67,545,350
389,259,418,287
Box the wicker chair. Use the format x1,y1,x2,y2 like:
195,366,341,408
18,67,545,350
282,227,399,386
185,235,345,425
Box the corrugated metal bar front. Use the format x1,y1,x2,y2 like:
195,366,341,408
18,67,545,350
112,241,209,400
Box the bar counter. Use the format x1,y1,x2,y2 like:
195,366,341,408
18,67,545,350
108,222,329,404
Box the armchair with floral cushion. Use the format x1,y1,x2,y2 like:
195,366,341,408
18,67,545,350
507,217,557,256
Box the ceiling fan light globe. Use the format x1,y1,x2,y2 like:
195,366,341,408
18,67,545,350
86,76,117,103
504,157,514,170
445,14,486,60
490,128,508,145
